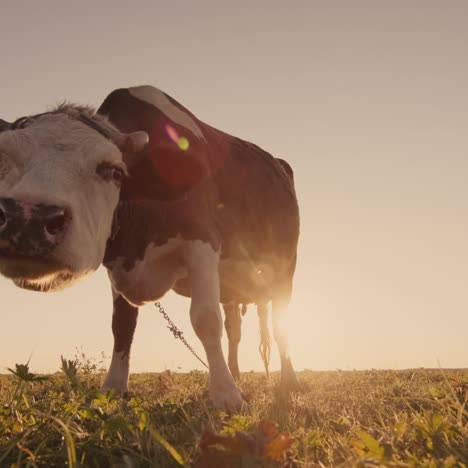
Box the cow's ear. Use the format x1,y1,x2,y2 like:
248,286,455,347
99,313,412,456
119,131,149,153
117,131,149,169
0,119,11,133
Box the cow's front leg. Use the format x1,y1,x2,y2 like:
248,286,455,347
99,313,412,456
187,243,244,410
102,293,138,394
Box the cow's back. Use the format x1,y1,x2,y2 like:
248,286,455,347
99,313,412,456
205,127,299,265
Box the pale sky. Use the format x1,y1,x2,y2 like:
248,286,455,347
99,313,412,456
1,1,467,374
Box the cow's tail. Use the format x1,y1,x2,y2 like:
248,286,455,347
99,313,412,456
257,304,271,380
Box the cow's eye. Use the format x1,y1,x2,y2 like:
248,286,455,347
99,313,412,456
111,167,125,183
96,162,126,185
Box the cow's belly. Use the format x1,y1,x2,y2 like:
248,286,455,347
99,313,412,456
107,239,187,307
218,257,277,303
172,256,275,304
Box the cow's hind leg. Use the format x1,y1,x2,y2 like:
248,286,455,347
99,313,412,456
224,302,242,380
272,282,299,390
102,293,138,394
257,304,271,379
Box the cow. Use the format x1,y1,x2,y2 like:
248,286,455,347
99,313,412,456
0,85,300,409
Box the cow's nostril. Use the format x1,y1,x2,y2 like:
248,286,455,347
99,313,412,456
0,207,6,228
45,211,67,236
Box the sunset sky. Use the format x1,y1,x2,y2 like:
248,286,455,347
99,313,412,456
1,1,467,374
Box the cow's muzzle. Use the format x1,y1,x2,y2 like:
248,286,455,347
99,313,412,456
0,197,71,258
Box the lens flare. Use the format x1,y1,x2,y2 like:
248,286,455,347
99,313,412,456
164,124,190,151
177,136,189,151
164,124,178,143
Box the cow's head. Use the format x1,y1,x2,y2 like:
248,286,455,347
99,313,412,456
0,105,148,291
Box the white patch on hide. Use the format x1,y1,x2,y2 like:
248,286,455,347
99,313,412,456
101,350,130,394
107,236,187,306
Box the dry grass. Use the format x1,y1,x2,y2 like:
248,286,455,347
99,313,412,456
0,356,466,467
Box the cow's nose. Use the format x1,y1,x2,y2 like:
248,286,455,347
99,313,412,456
43,207,69,240
0,197,71,255
0,199,13,234
0,205,6,231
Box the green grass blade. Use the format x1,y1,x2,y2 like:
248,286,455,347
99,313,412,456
147,426,187,466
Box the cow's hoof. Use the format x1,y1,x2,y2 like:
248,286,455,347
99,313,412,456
279,359,300,392
210,384,245,411
100,380,128,396
280,370,300,393
101,386,128,396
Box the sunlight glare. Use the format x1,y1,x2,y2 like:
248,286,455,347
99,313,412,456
164,123,190,151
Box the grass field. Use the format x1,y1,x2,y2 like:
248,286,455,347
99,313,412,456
0,355,466,467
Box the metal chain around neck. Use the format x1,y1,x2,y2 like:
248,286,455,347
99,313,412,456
155,302,209,369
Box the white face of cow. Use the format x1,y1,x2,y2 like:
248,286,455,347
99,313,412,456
0,107,148,291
